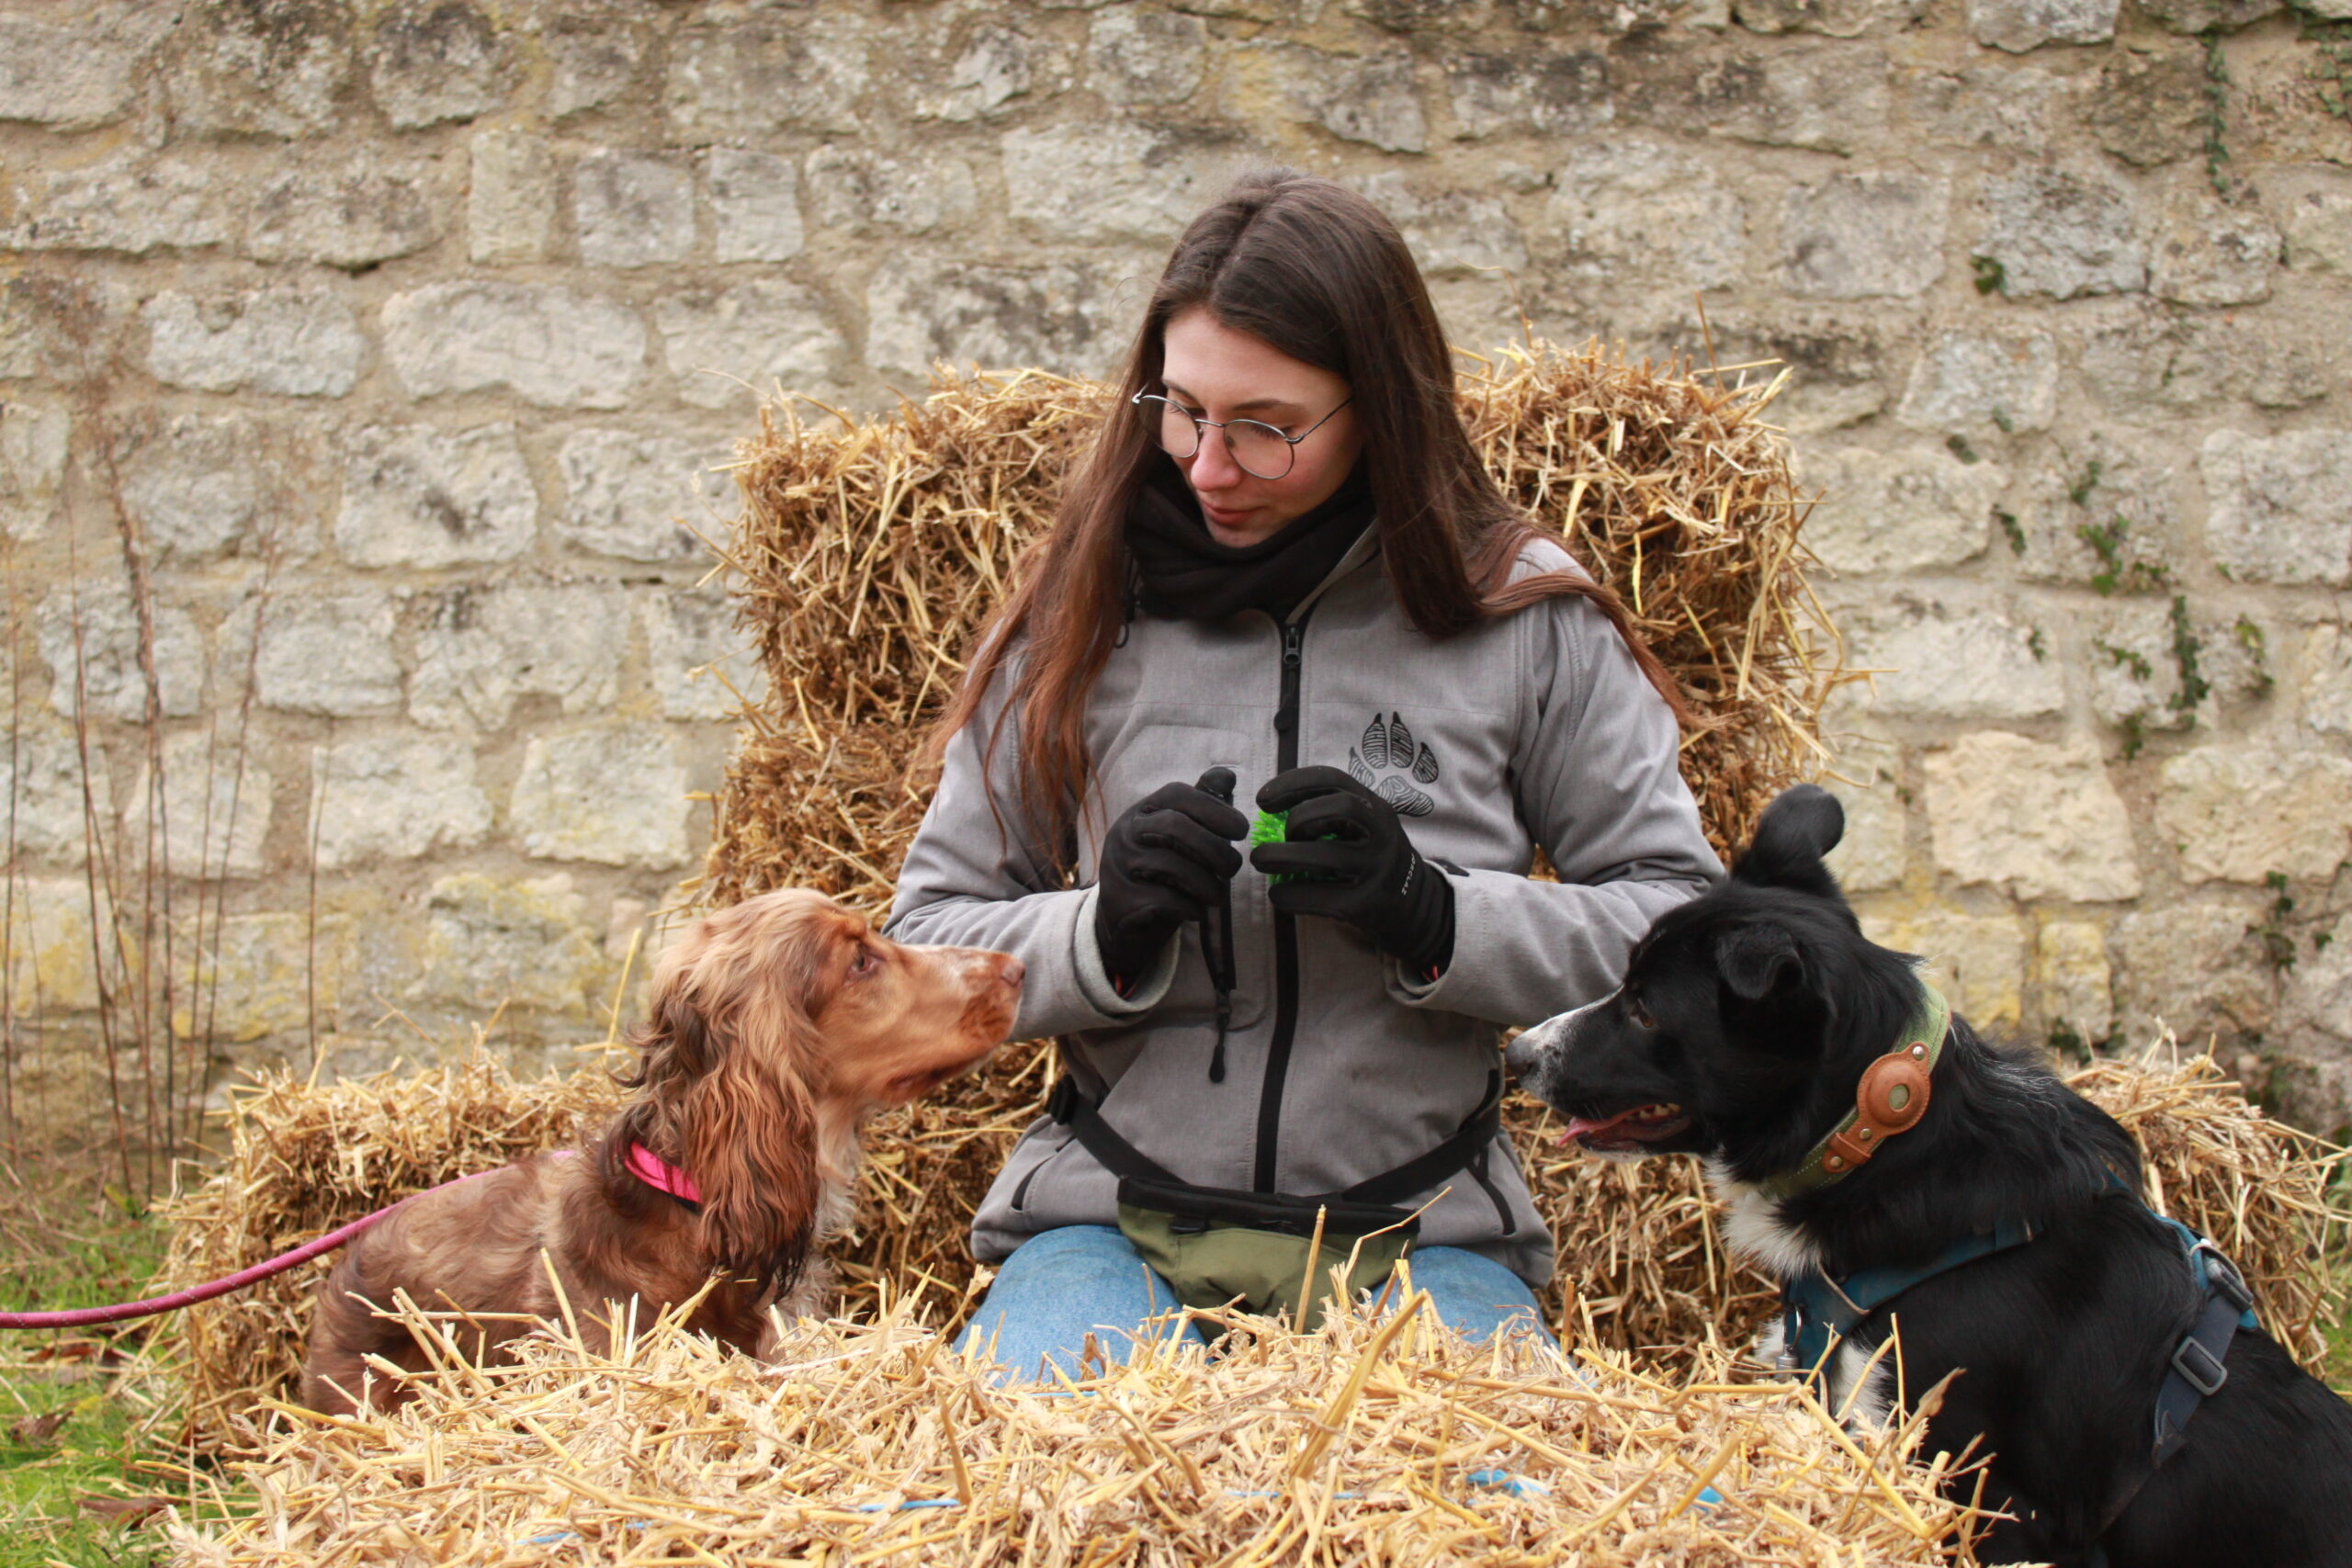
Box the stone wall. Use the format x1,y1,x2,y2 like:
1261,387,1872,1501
3,0,2350,1132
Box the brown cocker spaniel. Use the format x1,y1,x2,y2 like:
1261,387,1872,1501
300,888,1023,1416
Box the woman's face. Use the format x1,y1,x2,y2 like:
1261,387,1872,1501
1157,307,1364,547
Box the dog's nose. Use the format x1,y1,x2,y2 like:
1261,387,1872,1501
1503,1034,1539,1077
1504,1018,1553,1071
996,956,1026,989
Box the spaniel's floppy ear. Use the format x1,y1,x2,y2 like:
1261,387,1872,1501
677,988,821,1291
610,984,720,1163
606,991,695,1152
640,994,720,1084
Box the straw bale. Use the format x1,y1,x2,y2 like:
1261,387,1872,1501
156,1039,2341,1453
2066,1040,2345,1366
696,345,1838,913
170,1288,1987,1567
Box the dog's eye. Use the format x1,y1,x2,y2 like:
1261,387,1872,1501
1623,994,1657,1030
848,947,881,978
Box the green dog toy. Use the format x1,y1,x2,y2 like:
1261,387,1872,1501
1251,808,1342,883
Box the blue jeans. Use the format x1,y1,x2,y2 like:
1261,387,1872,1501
955,1224,1553,1384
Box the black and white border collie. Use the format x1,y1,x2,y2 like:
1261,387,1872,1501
1507,784,2352,1568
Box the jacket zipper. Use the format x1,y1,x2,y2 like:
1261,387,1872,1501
1253,614,1310,1193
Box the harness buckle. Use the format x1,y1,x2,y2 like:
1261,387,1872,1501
2191,1239,2255,1314
2170,1335,2229,1398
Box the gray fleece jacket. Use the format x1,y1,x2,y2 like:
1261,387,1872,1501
884,528,1722,1285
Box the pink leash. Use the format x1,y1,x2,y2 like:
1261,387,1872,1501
0,1146,700,1333
0,1203,418,1330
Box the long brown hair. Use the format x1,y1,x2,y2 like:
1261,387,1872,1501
933,168,1679,871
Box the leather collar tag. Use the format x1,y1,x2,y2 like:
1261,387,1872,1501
1760,984,1951,1200
1825,1042,1936,1173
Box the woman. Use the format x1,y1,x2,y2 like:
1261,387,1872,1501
887,170,1721,1382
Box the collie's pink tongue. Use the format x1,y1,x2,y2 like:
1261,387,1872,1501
1559,1103,1685,1145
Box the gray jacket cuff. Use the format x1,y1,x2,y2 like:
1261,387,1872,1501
1384,866,1476,1009
1073,883,1179,1016
1384,864,1708,1025
1386,955,1445,1002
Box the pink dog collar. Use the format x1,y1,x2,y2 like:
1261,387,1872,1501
625,1143,704,1205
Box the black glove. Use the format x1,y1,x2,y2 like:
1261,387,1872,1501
1250,765,1455,974
1092,767,1248,993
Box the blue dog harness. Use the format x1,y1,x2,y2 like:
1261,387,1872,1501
1758,987,2263,1556
1778,1215,2039,1380
2144,1211,2258,1465
1779,1197,2259,1472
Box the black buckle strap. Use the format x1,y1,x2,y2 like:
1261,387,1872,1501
2152,1282,2246,1464
2169,1334,2228,1399
1046,1074,1182,1187
2069,1224,2266,1553
1335,1072,1504,1206
1043,1073,1083,1132
1046,1069,1503,1207
2192,1239,2255,1313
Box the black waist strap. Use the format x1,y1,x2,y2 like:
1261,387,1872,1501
1046,1068,1505,1208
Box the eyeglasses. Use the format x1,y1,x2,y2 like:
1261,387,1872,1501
1131,389,1353,481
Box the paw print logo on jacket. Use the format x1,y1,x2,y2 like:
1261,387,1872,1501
1349,712,1440,818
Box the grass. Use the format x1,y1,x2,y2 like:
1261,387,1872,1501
0,1175,175,1568
2328,1291,2352,1393
2325,1168,2352,1394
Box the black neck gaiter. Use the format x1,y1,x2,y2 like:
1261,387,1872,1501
1125,466,1375,623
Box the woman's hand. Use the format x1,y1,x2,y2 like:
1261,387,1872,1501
1250,766,1455,975
1093,768,1249,993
